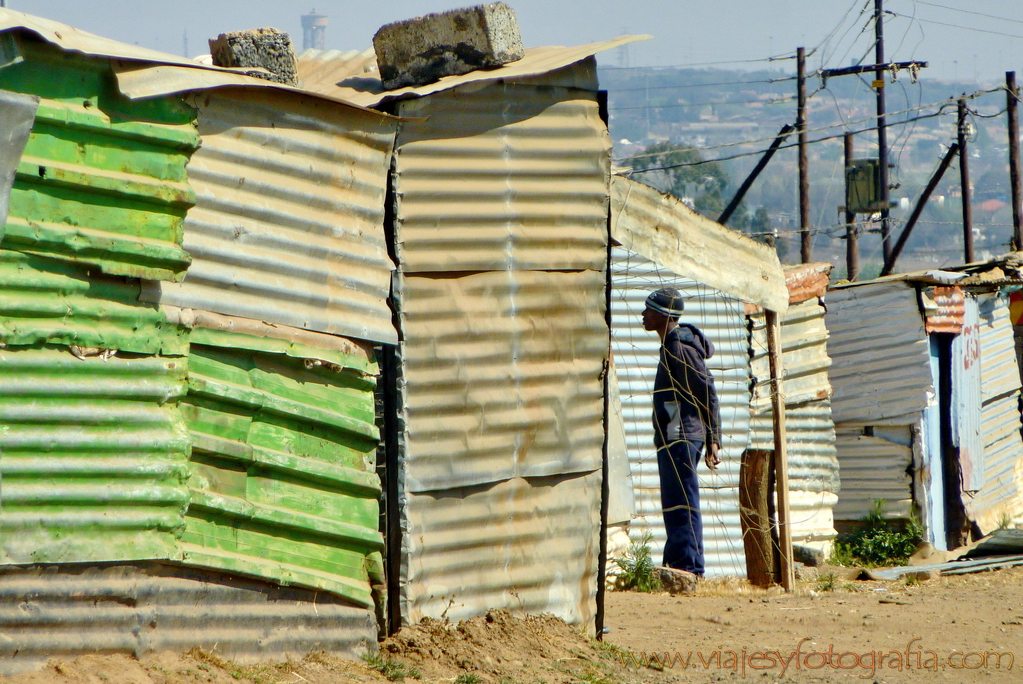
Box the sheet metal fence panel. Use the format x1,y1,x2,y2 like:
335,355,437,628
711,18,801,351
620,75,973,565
0,347,189,564
610,247,749,577
398,270,607,492
968,292,1023,532
0,563,376,676
403,470,600,626
952,296,984,491
142,89,398,345
392,80,610,274
0,40,197,281
827,282,933,425
180,329,384,609
834,425,915,521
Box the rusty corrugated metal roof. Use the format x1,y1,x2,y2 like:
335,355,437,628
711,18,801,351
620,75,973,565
784,262,832,304
610,175,788,313
922,285,966,334
140,88,398,345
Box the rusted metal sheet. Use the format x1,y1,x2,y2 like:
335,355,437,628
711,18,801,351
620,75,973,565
0,39,198,282
784,262,832,305
0,563,376,676
610,248,750,577
952,296,983,492
181,328,384,609
834,425,915,522
403,470,600,626
392,81,610,273
397,269,606,491
294,36,648,108
140,89,398,345
922,285,966,334
0,346,190,564
827,281,933,424
968,293,1023,532
611,175,788,313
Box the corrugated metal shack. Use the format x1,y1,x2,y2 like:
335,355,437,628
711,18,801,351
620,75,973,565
0,10,400,672
749,263,840,555
827,258,1023,549
608,175,789,577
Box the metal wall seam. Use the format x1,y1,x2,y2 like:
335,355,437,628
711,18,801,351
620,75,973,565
181,329,384,610
611,247,749,577
403,470,601,626
0,347,190,564
398,269,607,492
392,80,610,273
827,282,934,424
0,563,377,676
968,292,1023,532
141,89,399,345
833,425,915,521
0,248,188,356
0,40,197,281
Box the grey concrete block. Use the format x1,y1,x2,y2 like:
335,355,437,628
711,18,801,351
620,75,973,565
373,3,525,90
209,27,298,86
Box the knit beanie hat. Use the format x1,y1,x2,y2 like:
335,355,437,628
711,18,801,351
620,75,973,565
645,287,685,317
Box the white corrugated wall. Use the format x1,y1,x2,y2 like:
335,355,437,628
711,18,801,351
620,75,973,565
610,247,749,577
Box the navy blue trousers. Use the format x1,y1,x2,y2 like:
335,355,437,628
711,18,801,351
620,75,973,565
657,440,705,576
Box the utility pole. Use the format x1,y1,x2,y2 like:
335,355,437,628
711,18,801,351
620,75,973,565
845,133,858,280
798,47,811,263
1007,72,1022,251
958,99,974,262
874,0,892,261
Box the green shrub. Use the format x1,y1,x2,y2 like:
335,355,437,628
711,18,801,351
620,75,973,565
832,501,922,567
613,532,662,592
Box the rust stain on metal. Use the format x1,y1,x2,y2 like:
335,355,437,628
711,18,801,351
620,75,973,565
923,285,966,334
784,262,833,304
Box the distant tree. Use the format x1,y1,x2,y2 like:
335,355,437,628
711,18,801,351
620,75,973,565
628,141,740,225
750,206,772,236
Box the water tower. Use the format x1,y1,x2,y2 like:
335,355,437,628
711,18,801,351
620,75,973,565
301,10,328,51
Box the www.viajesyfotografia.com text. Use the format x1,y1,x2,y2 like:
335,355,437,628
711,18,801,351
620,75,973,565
615,638,1014,678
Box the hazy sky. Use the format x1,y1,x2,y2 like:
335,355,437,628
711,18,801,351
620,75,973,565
9,1,1023,82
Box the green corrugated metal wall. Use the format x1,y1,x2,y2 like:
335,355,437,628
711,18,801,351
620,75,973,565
0,38,386,616
0,40,197,282
180,330,384,610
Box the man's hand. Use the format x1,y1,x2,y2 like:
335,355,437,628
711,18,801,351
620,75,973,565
705,442,721,470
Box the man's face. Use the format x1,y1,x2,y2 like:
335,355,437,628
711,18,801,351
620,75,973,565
642,306,669,332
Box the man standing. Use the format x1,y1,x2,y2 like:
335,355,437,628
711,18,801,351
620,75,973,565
642,287,722,577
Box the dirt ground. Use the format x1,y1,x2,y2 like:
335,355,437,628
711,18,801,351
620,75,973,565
5,565,1023,684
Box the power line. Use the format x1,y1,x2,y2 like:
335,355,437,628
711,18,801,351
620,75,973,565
897,13,1023,40
910,0,1023,26
599,55,796,71
607,76,796,93
610,96,795,112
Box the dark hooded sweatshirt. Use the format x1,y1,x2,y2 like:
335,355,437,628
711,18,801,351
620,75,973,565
652,323,722,449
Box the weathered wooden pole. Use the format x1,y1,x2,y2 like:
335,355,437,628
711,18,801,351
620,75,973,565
875,0,893,261
765,309,794,591
845,133,858,280
1007,72,1022,250
958,98,974,263
798,47,811,263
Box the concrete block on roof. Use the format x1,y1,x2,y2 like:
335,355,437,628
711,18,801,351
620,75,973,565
209,27,298,86
373,2,525,90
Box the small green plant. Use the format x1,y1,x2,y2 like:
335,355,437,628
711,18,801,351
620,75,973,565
613,532,662,592
363,653,419,682
832,501,922,567
997,512,1013,530
815,572,837,592
455,674,482,684
904,573,921,587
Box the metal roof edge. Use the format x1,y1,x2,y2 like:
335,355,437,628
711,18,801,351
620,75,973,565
610,174,789,312
0,9,394,117
297,34,651,109
830,251,1023,291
